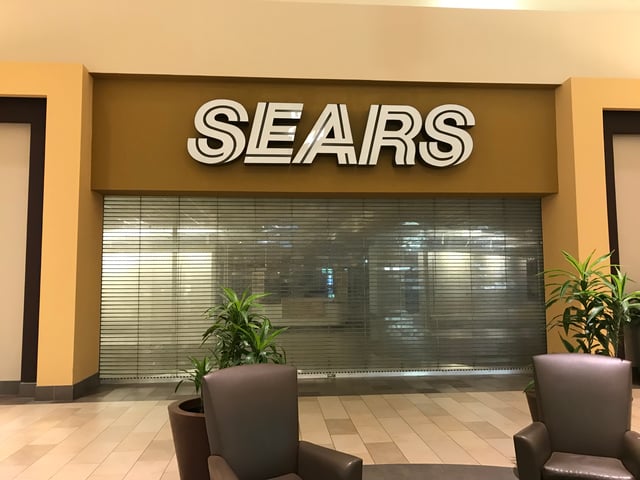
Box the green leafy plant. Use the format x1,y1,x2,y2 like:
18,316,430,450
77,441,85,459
174,355,213,395
202,287,287,368
173,288,288,412
544,250,640,356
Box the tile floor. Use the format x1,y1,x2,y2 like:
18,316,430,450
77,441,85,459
0,374,638,480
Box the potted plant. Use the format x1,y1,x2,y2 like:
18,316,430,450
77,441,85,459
168,287,287,480
168,355,213,480
202,287,287,368
524,250,640,420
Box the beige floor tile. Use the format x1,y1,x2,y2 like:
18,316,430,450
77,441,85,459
138,440,175,463
317,397,349,420
0,463,28,480
341,397,374,418
111,404,158,428
331,434,373,464
466,391,511,409
494,406,531,424
378,417,413,436
365,442,408,464
391,432,442,464
13,450,76,480
163,455,178,473
92,451,141,476
360,395,399,419
425,438,478,465
463,421,510,439
443,392,479,403
352,422,392,443
431,415,468,432
325,418,357,435
87,473,127,480
403,393,431,405
414,401,449,417
132,407,169,434
1,444,55,466
70,440,119,464
431,397,484,423
114,432,156,454
123,460,169,480
153,423,173,442
298,398,322,416
50,463,99,480
299,413,333,446
486,438,517,460
412,422,450,443
448,430,512,467
160,471,180,480
463,402,524,437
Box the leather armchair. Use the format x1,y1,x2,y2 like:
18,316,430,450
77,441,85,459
514,353,640,480
202,363,363,480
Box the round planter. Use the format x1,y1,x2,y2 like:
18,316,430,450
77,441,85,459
525,388,540,422
168,397,211,480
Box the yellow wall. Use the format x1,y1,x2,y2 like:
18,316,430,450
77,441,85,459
4,60,640,383
543,78,640,352
0,62,100,386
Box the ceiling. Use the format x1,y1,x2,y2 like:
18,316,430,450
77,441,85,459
270,0,640,11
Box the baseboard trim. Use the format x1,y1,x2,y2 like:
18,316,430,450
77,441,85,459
34,373,100,402
0,381,20,395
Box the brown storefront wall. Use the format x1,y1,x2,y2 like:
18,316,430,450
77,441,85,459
92,75,557,196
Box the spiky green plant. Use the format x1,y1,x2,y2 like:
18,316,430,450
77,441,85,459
544,250,640,356
174,355,213,395
202,287,287,368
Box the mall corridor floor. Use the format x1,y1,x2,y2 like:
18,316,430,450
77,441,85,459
1,374,638,480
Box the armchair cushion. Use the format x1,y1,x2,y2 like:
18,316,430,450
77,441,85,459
208,456,239,480
298,441,363,480
513,421,551,480
622,430,640,479
543,452,634,480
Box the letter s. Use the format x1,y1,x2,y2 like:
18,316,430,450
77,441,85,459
419,104,475,168
187,99,248,165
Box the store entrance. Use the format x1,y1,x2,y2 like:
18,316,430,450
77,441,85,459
99,196,546,380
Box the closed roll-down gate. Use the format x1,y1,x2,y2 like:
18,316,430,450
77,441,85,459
99,195,546,380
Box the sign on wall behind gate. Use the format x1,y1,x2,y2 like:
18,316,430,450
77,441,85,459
92,75,557,196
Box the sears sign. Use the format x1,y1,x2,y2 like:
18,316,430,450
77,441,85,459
187,99,475,168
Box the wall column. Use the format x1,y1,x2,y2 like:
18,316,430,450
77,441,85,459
0,62,101,400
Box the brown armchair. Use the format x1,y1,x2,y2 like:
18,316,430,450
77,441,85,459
514,353,640,480
202,363,363,480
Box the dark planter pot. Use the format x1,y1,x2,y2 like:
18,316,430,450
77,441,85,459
525,388,540,422
168,397,211,480
625,324,640,382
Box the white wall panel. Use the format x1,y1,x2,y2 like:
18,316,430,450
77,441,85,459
0,123,30,381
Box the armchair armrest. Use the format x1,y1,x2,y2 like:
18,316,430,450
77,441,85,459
298,440,363,480
513,422,551,480
208,455,240,480
622,430,640,479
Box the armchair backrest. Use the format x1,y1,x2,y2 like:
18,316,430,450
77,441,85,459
533,353,632,458
202,364,299,480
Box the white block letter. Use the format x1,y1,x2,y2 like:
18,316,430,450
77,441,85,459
292,104,357,166
187,99,248,165
419,104,475,168
245,102,303,164
358,105,422,166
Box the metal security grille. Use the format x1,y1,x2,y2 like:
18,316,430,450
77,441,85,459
99,196,546,380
